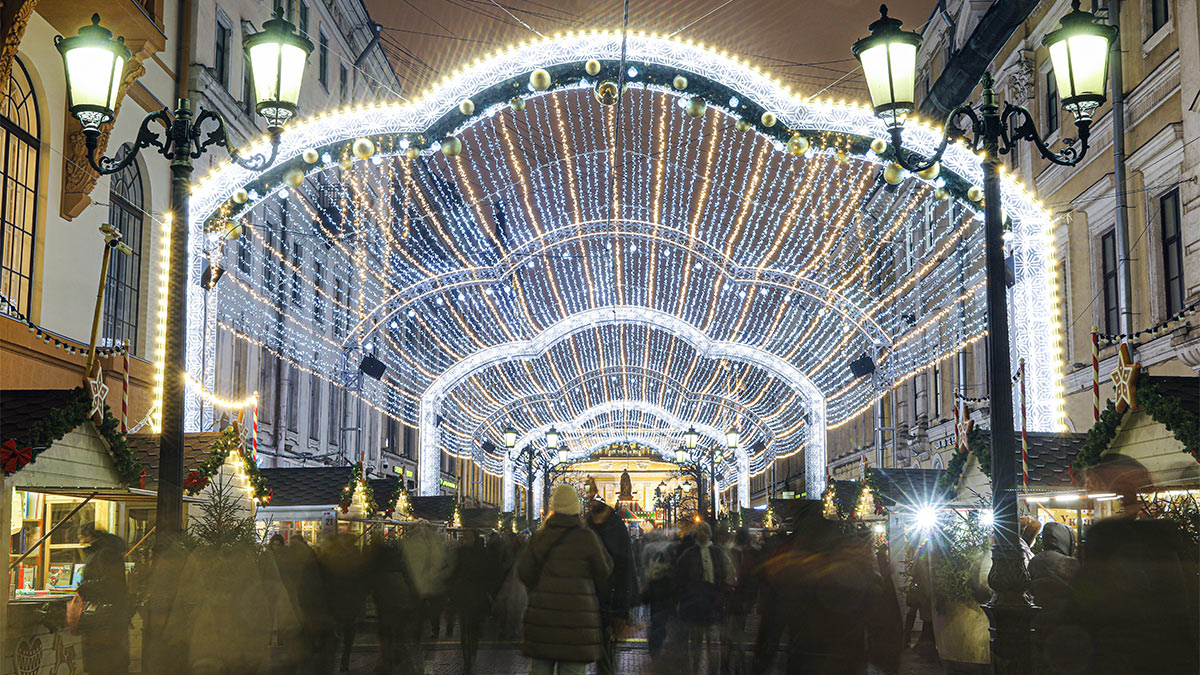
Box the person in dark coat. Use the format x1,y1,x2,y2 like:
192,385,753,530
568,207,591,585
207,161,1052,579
518,484,613,675
639,528,676,655
587,499,635,675
674,521,732,674
452,529,492,673
77,524,130,675
1029,521,1080,673
752,500,900,675
317,532,366,673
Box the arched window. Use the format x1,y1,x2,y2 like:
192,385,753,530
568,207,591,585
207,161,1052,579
1,58,40,317
102,143,145,352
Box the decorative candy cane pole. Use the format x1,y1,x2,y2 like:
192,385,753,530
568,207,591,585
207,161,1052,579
121,341,130,433
1020,358,1028,489
252,402,260,461
1092,325,1100,421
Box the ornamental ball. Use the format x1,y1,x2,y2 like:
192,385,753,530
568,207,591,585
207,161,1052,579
760,111,777,127
301,148,320,164
405,146,421,160
917,162,941,181
787,135,809,156
441,135,463,157
883,163,904,185
284,168,305,188
967,185,984,202
735,119,752,132
232,188,249,204
585,59,602,76
672,75,688,90
509,97,526,112
869,138,887,155
594,80,620,106
530,68,552,91
459,99,475,115
685,96,707,118
933,187,949,201
836,150,850,164
223,221,244,241
351,137,376,160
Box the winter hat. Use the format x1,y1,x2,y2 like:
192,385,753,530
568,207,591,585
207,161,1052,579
550,484,582,516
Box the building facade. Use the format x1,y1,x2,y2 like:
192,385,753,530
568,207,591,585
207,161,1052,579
821,0,1200,481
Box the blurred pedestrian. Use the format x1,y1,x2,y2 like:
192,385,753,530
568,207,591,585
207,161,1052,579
1019,516,1042,568
518,484,613,674
587,499,635,675
1029,521,1079,673
453,529,492,672
640,528,675,655
675,521,731,674
76,523,130,675
319,532,367,673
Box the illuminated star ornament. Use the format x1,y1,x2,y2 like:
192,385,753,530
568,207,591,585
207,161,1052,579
86,366,109,419
954,403,975,454
1110,342,1141,413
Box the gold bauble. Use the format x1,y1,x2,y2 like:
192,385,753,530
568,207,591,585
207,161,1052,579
585,59,602,76
441,136,463,157
352,137,375,160
405,146,420,160
917,162,940,181
883,163,904,185
301,148,320,164
223,221,243,241
284,168,305,188
787,135,809,156
836,150,850,164
760,111,777,127
685,96,707,118
530,69,551,91
594,80,620,106
869,138,887,155
509,97,526,112
672,75,688,90
458,99,475,115
339,158,353,172
735,119,752,132
933,187,949,201
232,188,248,204
967,185,984,202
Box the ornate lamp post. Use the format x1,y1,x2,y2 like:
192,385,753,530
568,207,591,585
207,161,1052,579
57,10,311,540
853,4,1115,672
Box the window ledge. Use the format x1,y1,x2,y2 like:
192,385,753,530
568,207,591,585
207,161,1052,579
1142,21,1173,56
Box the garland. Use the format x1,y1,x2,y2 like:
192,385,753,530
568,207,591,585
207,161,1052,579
2,387,141,485
935,426,989,493
1072,373,1200,473
822,470,888,520
384,484,411,519
184,424,272,504
338,462,376,514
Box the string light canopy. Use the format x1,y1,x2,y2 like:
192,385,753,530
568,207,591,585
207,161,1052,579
187,31,1066,500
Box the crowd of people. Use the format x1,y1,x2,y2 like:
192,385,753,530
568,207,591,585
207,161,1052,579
69,483,1198,674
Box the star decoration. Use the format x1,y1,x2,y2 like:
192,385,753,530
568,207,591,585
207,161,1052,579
86,366,109,419
954,404,975,454
1110,342,1141,413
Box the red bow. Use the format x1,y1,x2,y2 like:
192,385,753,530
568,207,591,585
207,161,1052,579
183,470,209,491
2,439,34,474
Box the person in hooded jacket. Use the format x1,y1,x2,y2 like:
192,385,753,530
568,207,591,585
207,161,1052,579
1028,521,1080,673
518,484,613,675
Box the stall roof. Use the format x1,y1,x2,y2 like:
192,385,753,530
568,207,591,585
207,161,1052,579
368,477,401,507
867,468,950,506
258,466,353,507
410,495,456,523
1,389,83,442
126,432,224,489
977,431,1087,490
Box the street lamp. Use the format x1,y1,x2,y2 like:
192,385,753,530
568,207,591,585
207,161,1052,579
56,8,311,541
556,447,569,465
725,428,740,450
503,424,518,449
853,4,1115,672
684,426,699,449
545,427,560,450
675,445,688,464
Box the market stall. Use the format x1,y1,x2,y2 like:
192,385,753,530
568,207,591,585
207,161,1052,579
2,388,143,675
256,465,377,542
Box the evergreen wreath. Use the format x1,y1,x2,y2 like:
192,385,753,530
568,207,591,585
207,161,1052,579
185,424,272,504
339,462,377,514
3,387,142,485
935,426,989,493
1072,373,1200,473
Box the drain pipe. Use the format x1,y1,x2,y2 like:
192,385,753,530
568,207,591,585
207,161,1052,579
1109,0,1135,335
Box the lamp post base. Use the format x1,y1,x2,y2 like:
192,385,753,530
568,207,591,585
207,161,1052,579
982,596,1037,674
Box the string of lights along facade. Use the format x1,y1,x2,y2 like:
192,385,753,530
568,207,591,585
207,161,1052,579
190,0,447,489
825,0,1199,484
189,31,1067,504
